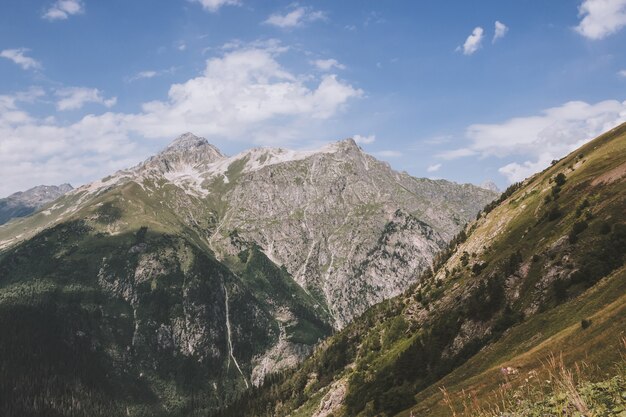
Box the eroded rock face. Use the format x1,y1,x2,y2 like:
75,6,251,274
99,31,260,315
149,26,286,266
250,308,313,387
196,137,496,327
312,379,347,417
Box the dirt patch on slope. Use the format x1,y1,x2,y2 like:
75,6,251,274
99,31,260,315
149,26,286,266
591,161,626,186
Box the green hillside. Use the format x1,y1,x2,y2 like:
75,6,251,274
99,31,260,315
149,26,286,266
216,123,626,417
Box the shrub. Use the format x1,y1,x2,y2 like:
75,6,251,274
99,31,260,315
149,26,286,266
554,173,567,186
471,261,487,276
580,318,592,329
572,220,588,235
552,278,569,303
504,250,523,276
547,207,562,221
460,251,469,267
575,199,590,217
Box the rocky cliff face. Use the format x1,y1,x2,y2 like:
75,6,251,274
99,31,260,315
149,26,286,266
132,134,495,327
0,184,73,225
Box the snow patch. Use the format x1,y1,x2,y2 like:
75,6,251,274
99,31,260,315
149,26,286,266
162,164,209,197
203,142,343,179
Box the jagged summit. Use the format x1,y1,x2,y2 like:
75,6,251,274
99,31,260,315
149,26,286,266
161,132,224,158
166,132,211,150
8,183,73,198
479,180,500,193
337,137,360,150
144,133,226,173
0,183,74,225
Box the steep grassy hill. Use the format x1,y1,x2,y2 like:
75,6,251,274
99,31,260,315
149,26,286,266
216,123,626,417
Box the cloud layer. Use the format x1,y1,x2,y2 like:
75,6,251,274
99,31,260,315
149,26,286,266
493,21,508,42
353,134,375,144
461,27,484,55
442,100,626,183
43,0,84,21
576,0,626,39
313,59,346,71
264,6,326,28
55,87,117,111
0,49,42,70
191,0,240,13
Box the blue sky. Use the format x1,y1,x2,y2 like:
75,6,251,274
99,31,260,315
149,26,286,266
1,0,626,196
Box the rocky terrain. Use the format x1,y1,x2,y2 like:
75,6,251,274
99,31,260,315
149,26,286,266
0,134,495,416
0,183,73,225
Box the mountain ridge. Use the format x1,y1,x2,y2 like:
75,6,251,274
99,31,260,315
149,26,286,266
0,183,73,225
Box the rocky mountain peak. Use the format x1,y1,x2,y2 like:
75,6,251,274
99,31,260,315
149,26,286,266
167,132,210,150
143,133,226,173
479,180,500,193
334,137,362,153
0,183,74,225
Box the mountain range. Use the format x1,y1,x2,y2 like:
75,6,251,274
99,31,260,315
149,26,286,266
0,184,73,225
0,134,496,416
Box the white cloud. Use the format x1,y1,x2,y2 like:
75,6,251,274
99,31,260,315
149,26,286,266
353,134,375,144
443,99,626,182
493,21,508,42
498,153,555,183
264,6,327,28
427,163,442,173
130,71,158,81
374,150,402,158
460,27,484,55
131,47,362,139
313,59,346,71
191,0,240,13
619,69,626,77
0,89,142,197
437,148,477,160
55,87,117,111
127,67,177,83
43,0,84,21
0,49,42,71
0,45,363,196
576,0,626,40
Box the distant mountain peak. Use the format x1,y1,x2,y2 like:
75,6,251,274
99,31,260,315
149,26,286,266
167,132,210,150
337,137,360,149
0,184,73,225
479,180,500,193
144,133,226,173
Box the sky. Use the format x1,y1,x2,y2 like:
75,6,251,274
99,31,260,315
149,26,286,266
1,0,626,197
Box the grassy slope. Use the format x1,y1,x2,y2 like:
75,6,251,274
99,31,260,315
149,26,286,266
394,122,626,416
404,266,626,416
397,123,626,416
